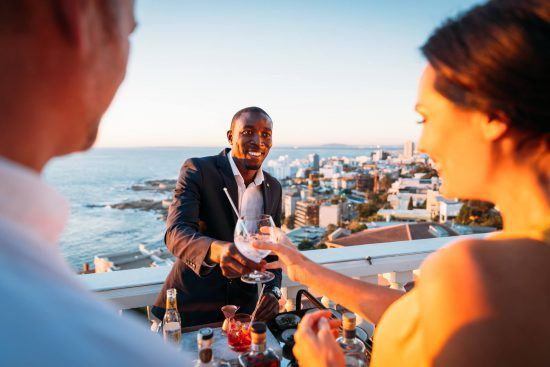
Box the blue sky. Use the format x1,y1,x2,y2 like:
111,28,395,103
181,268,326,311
97,0,483,147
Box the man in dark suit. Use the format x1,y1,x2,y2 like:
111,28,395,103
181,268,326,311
152,107,282,327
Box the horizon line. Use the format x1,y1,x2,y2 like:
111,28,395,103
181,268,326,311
91,144,409,150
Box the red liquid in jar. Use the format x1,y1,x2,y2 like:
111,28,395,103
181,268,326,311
228,322,251,352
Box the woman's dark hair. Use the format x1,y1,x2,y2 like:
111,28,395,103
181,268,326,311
421,0,549,136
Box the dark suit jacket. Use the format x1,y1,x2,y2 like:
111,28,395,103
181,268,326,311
152,148,282,327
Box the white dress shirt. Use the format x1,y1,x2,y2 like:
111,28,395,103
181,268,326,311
228,150,265,218
0,157,190,366
200,150,266,272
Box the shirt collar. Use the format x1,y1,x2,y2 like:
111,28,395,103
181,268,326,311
228,150,264,186
0,157,68,245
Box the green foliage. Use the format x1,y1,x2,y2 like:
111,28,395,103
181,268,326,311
456,200,503,229
415,199,427,209
284,215,295,230
323,224,338,240
356,191,389,220
315,243,328,249
298,238,315,251
348,220,367,233
411,164,439,179
366,215,385,222
378,174,393,192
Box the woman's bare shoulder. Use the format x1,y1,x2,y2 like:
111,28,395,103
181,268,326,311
421,236,550,287
417,237,550,366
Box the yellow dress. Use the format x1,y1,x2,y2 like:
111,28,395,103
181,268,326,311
370,225,550,367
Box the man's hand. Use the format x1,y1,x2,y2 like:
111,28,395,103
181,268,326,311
293,310,344,367
209,241,262,278
253,293,280,322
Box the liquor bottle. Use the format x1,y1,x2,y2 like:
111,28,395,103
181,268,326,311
162,288,182,348
336,313,368,366
195,328,217,367
238,322,280,367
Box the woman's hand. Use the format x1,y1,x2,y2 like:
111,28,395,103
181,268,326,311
252,227,308,282
293,310,345,367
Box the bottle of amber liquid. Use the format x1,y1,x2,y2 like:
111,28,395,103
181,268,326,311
238,322,280,367
336,313,368,366
195,328,217,366
162,288,182,348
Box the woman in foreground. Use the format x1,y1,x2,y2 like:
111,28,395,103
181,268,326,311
255,1,550,366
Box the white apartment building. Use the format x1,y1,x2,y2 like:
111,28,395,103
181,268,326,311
319,203,342,227
320,164,343,179
284,192,300,217
404,140,415,159
439,199,463,223
426,189,444,218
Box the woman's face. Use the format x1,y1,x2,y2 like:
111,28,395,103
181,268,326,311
416,64,494,200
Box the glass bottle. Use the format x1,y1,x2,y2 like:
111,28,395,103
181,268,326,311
195,328,217,367
336,312,368,366
162,288,182,348
238,322,280,367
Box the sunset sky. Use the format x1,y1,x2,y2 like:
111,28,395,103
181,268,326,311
97,0,482,148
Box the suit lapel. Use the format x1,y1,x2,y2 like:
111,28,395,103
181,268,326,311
262,175,272,215
217,149,239,224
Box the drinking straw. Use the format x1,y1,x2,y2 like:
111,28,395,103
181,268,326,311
249,283,266,327
223,187,241,218
223,187,250,237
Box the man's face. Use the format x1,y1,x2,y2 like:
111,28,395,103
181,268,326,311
228,112,273,171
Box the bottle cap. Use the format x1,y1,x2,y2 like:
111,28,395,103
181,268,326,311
251,322,267,334
342,312,356,330
197,327,214,341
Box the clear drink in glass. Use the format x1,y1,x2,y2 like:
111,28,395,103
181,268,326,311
234,214,276,284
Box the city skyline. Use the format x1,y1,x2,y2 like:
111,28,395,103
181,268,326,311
97,0,482,148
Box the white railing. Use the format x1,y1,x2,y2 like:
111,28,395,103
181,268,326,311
80,234,486,310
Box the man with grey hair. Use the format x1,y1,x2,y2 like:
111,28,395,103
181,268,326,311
0,1,189,364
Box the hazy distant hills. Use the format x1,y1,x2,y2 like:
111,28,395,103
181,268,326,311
279,143,403,150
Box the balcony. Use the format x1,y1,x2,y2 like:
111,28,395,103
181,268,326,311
80,234,486,316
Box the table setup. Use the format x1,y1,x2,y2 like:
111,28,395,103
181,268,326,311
161,193,372,366
176,288,372,366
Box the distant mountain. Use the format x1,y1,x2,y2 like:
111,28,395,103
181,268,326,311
319,143,353,148
276,143,403,150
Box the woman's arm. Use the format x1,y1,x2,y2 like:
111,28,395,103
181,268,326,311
255,228,404,324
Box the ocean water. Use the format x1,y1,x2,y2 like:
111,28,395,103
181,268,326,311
43,146,390,271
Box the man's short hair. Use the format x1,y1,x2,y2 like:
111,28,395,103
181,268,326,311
230,107,272,130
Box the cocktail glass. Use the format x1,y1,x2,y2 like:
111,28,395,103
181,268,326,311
234,214,276,284
221,304,239,334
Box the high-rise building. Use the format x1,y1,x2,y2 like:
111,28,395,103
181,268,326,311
356,173,374,192
284,192,300,217
404,140,415,159
308,153,320,171
294,201,320,227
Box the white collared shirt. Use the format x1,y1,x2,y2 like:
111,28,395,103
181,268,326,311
0,157,189,365
228,150,265,218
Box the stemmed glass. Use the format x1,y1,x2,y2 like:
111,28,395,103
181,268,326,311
234,214,276,284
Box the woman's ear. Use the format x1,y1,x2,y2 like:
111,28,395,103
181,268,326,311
480,113,509,142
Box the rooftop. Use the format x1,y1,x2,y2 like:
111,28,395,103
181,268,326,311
326,222,458,248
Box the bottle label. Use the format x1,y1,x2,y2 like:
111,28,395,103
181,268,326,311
199,348,212,363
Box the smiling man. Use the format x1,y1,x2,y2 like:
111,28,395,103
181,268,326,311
152,107,283,327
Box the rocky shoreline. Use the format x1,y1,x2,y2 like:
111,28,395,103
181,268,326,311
109,179,176,219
